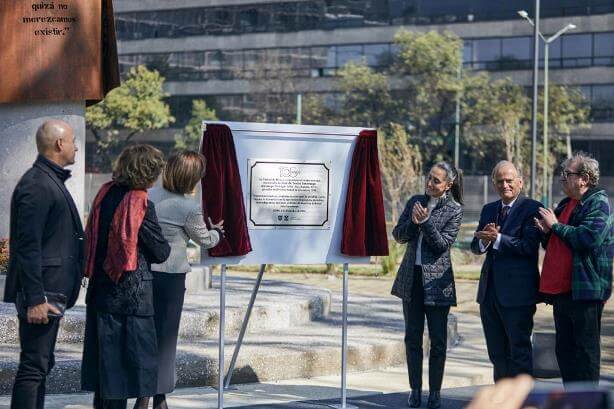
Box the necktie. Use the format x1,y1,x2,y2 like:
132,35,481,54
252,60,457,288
498,205,510,226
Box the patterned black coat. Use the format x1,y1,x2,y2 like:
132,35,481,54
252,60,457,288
84,185,170,316
391,194,463,306
81,184,170,400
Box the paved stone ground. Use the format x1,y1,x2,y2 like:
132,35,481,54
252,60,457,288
1,269,611,408
230,269,614,376
0,309,491,408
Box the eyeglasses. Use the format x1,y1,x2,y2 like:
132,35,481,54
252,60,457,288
560,170,581,180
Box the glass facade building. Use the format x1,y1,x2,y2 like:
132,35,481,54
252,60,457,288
115,0,614,41
110,0,614,174
119,31,614,81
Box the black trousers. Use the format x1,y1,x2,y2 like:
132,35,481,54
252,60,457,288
480,282,536,382
553,293,604,385
402,266,450,392
11,317,61,409
152,271,186,394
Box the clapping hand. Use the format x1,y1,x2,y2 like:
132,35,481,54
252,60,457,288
474,222,499,244
533,215,550,234
208,217,225,237
537,207,558,230
411,202,429,224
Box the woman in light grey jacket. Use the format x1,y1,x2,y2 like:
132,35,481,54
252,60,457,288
142,151,224,409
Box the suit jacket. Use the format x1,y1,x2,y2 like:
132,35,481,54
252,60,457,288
471,195,541,307
391,194,463,305
4,156,85,309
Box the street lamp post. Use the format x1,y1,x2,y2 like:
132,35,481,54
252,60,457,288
296,93,302,125
454,62,461,168
530,0,540,201
542,25,576,206
518,9,575,206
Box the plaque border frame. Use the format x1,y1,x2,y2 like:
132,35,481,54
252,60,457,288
247,159,331,228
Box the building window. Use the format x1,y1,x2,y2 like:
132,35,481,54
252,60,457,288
118,31,614,83
462,40,474,67
591,84,614,122
561,33,592,67
500,37,532,69
594,32,614,65
115,1,614,41
311,46,336,69
473,38,501,69
336,45,363,66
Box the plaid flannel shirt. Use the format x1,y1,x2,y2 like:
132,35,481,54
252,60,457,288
551,188,613,301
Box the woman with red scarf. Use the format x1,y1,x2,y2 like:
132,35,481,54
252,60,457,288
81,144,170,409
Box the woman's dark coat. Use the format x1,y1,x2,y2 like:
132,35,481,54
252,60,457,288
391,194,462,306
81,184,170,400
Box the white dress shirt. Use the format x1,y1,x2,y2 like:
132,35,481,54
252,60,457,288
479,196,518,252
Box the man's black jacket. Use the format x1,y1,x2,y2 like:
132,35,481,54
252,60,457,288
3,155,85,309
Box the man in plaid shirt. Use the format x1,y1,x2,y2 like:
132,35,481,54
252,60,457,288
535,152,613,384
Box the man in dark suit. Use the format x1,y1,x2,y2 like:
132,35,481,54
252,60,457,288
3,120,84,409
471,161,541,382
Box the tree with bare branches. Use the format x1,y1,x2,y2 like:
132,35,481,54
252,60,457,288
379,123,423,222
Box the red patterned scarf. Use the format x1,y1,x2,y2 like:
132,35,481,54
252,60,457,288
85,181,148,283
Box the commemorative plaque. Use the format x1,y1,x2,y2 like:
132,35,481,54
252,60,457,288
248,159,331,229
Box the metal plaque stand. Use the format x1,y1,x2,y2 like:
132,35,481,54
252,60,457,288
223,264,266,389
329,263,357,409
217,264,227,409
215,263,355,408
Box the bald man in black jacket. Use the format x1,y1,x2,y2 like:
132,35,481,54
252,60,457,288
3,120,84,409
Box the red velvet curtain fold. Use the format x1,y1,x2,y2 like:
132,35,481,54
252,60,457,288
341,130,389,256
201,123,252,257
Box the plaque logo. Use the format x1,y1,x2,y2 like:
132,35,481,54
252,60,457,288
280,167,300,178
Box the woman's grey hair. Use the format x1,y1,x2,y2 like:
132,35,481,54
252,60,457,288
434,161,458,182
562,152,600,187
433,161,464,205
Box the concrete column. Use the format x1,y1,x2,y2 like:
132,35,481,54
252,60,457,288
0,102,86,238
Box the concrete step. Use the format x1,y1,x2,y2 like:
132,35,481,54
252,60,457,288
0,276,331,344
0,291,460,395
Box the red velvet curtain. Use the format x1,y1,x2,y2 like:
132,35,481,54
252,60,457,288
341,130,389,256
201,123,252,257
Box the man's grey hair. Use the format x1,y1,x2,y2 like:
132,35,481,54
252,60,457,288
491,160,522,181
562,151,600,187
